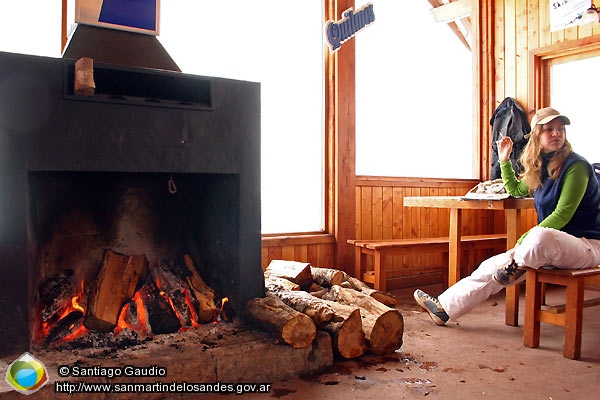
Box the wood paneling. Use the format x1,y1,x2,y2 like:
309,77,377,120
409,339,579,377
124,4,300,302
262,234,336,270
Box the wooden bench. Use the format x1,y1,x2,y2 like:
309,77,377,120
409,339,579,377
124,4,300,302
523,266,600,360
348,233,507,291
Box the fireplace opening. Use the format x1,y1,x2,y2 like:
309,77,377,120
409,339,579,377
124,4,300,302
28,171,240,349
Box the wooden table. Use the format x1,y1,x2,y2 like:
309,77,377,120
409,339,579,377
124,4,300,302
403,195,535,326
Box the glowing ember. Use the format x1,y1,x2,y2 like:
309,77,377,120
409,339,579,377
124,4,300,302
114,291,150,335
57,320,89,343
115,303,131,335
183,289,201,328
134,291,149,328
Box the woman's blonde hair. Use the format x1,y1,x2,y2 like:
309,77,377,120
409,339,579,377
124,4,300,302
518,124,572,194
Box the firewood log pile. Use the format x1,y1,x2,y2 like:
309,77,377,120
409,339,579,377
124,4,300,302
243,260,403,358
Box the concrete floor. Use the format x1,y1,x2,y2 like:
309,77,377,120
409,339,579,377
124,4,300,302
2,284,598,399
245,283,600,400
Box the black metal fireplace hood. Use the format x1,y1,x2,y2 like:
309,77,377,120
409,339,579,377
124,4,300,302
62,24,180,72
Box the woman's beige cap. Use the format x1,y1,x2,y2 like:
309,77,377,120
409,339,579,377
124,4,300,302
531,107,571,126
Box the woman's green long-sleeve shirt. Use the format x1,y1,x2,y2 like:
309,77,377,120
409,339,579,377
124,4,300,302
499,159,589,243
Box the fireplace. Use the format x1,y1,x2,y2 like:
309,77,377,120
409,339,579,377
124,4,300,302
0,50,263,357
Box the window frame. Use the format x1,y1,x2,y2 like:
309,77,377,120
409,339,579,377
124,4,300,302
529,37,600,110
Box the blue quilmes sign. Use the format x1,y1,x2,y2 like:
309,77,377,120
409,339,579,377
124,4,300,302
325,3,375,53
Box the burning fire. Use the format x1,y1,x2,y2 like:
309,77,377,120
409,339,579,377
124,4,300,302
71,295,84,313
41,265,231,346
41,294,89,344
58,320,88,343
213,297,230,324
115,291,149,335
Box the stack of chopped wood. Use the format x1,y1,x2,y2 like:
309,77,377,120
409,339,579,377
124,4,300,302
243,260,403,358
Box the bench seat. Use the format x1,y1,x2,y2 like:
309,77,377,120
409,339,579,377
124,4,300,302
348,233,507,291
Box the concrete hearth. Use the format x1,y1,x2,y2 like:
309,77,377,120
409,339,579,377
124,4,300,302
0,322,333,399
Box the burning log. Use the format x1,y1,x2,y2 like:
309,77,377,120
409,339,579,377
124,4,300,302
84,250,148,332
320,301,367,359
39,269,77,323
323,285,403,355
139,278,181,334
342,275,398,307
311,267,344,287
152,260,199,328
265,288,336,326
44,311,85,345
265,260,313,289
183,254,217,323
243,295,316,349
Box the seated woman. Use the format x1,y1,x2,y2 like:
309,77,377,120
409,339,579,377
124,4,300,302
414,107,600,326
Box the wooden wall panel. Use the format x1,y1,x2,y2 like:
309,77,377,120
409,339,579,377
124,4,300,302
261,234,336,271
495,0,600,112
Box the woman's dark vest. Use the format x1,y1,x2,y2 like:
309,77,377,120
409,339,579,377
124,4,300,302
534,152,600,239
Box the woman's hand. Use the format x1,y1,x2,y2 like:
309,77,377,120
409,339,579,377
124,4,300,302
497,136,514,162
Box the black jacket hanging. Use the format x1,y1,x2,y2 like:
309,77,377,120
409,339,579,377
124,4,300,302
490,97,531,179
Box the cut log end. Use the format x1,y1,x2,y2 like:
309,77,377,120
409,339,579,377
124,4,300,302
281,314,317,349
365,309,404,355
330,308,367,359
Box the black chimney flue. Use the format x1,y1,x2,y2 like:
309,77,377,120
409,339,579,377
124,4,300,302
62,24,180,71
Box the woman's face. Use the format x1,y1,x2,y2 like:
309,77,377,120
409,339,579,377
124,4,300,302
539,119,566,153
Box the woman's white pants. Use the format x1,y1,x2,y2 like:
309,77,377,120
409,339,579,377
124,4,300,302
437,227,600,320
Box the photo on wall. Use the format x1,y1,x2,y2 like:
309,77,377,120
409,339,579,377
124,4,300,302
75,0,160,35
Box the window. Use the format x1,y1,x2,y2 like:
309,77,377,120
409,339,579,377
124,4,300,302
355,1,474,179
550,54,600,164
159,1,325,234
0,2,61,57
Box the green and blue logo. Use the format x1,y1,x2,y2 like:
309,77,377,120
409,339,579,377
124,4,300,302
5,352,49,395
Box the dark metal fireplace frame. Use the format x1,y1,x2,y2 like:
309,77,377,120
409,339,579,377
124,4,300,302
0,51,263,357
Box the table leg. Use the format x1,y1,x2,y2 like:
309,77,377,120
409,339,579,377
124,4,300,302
448,208,462,286
505,209,519,247
354,246,364,281
505,208,520,326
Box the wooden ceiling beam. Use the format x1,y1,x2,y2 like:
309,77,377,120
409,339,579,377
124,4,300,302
427,0,472,51
431,0,472,23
